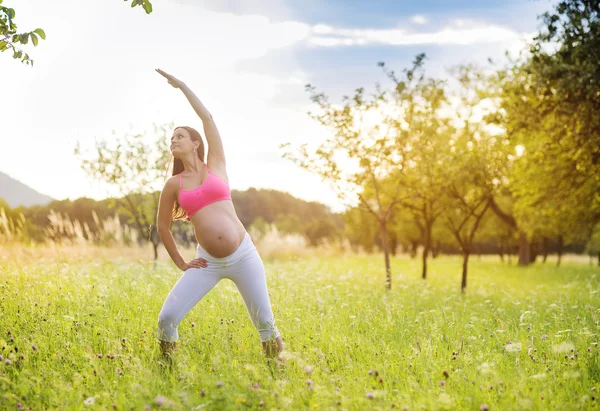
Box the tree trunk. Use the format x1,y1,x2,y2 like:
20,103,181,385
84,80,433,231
518,231,531,266
597,252,599,267
421,222,432,280
432,242,440,258
150,225,160,261
389,233,398,257
461,252,469,293
557,235,563,267
542,237,548,263
410,240,418,259
499,242,505,262
380,222,392,290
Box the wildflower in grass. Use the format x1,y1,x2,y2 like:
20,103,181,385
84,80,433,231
200,390,206,397
122,338,126,343
155,396,167,406
7,330,11,335
588,347,592,352
250,382,260,391
440,381,446,386
366,392,374,399
304,365,313,374
480,405,489,411
306,379,313,386
541,334,548,340
144,406,151,411
97,354,103,359
552,342,575,353
84,397,95,405
504,342,522,353
191,322,196,327
9,337,14,342
116,367,123,375
20,354,24,359
112,404,117,409
31,344,37,351
16,403,23,410
5,359,11,365
216,381,223,388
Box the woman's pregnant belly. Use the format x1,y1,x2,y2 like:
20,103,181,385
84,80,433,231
190,201,246,258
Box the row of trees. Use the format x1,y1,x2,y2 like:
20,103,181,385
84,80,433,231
4,0,598,292
282,0,600,291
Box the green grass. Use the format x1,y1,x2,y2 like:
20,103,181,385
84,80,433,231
0,251,598,410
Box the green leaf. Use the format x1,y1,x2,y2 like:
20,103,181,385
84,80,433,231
30,32,38,46
143,0,152,13
33,28,46,39
7,7,14,19
131,0,137,8
0,41,6,51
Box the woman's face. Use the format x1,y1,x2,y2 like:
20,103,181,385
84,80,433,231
170,128,198,158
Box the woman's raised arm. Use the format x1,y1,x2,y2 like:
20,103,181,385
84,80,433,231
156,69,226,173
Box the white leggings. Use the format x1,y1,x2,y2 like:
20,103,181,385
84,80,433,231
156,232,280,343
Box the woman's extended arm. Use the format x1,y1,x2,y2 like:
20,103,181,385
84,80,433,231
157,179,207,271
155,68,226,173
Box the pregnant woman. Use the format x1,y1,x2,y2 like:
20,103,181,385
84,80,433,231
154,68,283,359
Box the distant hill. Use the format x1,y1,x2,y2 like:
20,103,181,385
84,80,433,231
0,171,54,208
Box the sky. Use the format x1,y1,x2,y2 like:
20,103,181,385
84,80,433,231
0,0,556,212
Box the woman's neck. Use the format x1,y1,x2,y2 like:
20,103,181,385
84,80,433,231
182,154,203,173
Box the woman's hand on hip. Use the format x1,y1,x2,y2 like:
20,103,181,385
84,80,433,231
178,258,208,271
156,68,185,89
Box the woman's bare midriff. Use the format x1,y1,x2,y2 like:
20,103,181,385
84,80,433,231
190,200,247,258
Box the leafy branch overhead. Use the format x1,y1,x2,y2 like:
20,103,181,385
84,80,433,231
0,2,46,66
127,0,153,14
0,0,152,66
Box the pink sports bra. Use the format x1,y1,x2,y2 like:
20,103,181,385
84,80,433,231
178,166,232,217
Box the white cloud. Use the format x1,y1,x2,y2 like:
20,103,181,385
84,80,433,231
308,21,522,47
411,15,428,25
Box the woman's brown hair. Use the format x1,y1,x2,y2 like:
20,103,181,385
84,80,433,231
171,126,205,221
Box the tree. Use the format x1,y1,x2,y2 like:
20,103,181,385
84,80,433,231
441,64,509,292
75,123,171,260
282,55,432,290
486,0,600,265
304,218,339,247
2,0,151,65
379,67,452,279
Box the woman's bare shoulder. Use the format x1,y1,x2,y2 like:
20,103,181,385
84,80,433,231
162,175,180,194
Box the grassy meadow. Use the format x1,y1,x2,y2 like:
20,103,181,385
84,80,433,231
0,244,598,410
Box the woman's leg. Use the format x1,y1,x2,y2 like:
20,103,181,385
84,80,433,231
157,267,221,356
228,252,283,357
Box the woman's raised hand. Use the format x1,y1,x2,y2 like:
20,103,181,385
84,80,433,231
156,68,185,89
